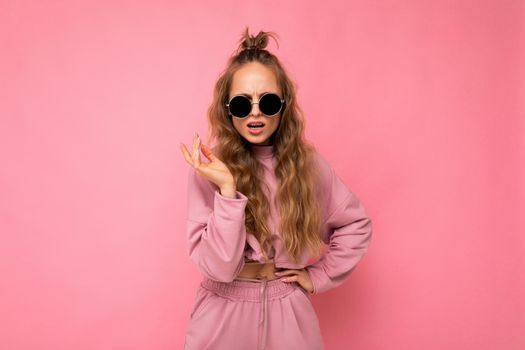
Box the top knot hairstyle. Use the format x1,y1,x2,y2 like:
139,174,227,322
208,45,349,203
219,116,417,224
206,27,324,263
238,27,279,52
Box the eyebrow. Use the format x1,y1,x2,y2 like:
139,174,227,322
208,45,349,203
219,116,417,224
236,91,274,98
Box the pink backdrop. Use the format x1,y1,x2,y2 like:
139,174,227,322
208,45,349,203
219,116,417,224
1,1,523,349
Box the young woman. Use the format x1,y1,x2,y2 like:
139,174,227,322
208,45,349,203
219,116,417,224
180,27,373,350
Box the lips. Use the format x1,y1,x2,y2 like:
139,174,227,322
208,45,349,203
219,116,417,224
248,121,265,128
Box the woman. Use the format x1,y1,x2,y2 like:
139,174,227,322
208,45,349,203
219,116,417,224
180,27,373,350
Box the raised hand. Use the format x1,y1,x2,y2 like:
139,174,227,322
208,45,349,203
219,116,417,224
180,132,237,197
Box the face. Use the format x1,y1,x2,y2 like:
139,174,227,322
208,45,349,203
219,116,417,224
228,62,282,146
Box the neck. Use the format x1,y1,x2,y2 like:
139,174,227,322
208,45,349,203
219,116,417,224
249,143,273,159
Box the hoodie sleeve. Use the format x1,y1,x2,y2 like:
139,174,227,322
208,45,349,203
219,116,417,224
185,167,248,282
305,155,373,294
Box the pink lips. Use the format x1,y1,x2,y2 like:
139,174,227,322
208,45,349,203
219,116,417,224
248,125,265,135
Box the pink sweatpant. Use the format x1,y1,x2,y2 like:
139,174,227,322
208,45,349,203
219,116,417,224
183,276,325,350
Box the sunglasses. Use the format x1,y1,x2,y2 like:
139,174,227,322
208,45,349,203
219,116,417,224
225,93,285,119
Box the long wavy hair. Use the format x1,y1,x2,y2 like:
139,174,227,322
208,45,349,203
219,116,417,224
206,27,324,263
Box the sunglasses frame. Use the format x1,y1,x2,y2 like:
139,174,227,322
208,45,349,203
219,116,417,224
225,92,285,119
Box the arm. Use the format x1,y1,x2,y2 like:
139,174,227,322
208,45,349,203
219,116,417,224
185,167,248,282
305,159,373,295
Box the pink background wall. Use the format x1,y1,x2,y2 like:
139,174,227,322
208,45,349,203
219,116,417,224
1,1,523,349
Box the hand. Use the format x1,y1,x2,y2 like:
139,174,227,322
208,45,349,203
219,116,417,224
180,132,236,190
274,268,314,294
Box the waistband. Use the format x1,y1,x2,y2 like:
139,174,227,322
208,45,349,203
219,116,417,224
200,276,298,301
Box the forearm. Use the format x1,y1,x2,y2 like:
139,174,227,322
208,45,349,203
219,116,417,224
187,187,249,282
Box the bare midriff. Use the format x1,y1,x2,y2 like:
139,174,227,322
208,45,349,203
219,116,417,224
237,258,283,280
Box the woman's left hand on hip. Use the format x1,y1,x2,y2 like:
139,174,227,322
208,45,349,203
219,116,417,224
274,268,314,293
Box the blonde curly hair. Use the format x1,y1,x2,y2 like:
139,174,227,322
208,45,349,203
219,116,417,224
206,27,323,263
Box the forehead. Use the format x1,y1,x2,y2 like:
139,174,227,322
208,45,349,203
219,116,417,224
230,62,280,96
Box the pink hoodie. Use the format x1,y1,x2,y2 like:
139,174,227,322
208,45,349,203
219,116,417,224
185,143,372,294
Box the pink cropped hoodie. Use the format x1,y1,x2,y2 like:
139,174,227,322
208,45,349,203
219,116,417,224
185,143,372,294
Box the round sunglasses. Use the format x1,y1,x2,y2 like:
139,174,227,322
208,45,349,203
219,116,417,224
225,93,285,119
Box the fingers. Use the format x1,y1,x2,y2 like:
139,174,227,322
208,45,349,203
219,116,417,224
192,132,201,168
275,270,300,282
280,275,298,282
274,269,312,293
274,269,299,277
180,143,194,167
201,143,216,162
181,131,205,169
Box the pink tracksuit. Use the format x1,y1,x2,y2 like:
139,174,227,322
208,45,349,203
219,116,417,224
183,143,373,350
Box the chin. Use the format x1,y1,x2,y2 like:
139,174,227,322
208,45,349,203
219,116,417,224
244,134,270,145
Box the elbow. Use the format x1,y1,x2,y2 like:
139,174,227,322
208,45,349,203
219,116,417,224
354,215,373,238
364,216,373,239
363,217,373,247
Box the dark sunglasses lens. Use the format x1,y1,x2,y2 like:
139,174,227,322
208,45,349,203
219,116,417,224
260,94,283,116
228,96,251,118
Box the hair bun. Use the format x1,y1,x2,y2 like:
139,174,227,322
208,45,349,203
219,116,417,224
238,27,279,52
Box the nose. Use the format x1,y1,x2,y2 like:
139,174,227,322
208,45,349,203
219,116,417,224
250,101,262,116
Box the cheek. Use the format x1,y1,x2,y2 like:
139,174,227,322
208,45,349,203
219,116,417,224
232,119,244,133
270,117,281,131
